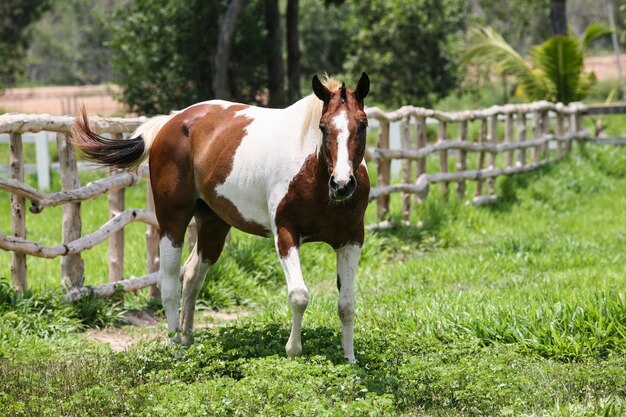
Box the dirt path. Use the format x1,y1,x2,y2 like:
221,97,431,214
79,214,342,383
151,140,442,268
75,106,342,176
584,55,626,81
84,310,250,352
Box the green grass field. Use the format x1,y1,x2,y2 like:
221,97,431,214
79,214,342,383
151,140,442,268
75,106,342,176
1,143,626,416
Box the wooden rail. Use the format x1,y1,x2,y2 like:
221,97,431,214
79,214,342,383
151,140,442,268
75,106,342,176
0,101,620,299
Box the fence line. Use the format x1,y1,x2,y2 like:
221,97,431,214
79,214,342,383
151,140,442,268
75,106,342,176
364,100,591,223
0,101,617,299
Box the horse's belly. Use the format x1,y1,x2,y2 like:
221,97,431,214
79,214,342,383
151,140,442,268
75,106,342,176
213,176,272,235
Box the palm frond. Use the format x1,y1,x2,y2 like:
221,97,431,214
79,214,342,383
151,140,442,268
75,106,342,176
582,22,612,50
531,35,585,103
462,27,530,76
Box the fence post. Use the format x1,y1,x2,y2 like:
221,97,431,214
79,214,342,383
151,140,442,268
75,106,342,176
532,110,542,164
10,132,27,292
456,120,468,199
556,111,565,156
487,114,498,194
145,179,161,299
539,110,550,160
517,112,527,166
505,112,514,168
476,118,487,198
57,132,85,289
376,119,390,221
573,109,583,149
415,116,427,203
401,116,412,221
438,120,449,199
108,134,125,283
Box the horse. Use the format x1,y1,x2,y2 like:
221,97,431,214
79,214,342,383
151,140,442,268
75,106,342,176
70,73,370,363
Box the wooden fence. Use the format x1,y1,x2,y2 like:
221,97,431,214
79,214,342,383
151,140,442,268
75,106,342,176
0,101,620,299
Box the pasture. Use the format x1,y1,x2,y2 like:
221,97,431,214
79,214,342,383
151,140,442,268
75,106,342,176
1,143,626,416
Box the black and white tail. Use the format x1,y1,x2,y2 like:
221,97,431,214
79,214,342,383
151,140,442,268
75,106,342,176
70,106,177,170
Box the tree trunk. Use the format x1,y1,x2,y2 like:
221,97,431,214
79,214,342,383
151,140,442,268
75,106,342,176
265,0,285,107
550,0,567,36
286,0,301,102
213,0,246,100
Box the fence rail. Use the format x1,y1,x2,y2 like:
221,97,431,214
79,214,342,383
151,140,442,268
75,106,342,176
0,101,619,299
364,100,590,221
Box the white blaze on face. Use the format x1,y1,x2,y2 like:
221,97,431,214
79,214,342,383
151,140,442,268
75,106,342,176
331,110,352,184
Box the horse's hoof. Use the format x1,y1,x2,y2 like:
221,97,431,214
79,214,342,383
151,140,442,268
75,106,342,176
285,339,302,358
181,333,193,346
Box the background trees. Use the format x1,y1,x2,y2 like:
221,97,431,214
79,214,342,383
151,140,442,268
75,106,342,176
0,0,618,113
0,0,49,88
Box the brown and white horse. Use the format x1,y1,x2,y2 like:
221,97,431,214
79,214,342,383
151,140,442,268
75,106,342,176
71,73,370,362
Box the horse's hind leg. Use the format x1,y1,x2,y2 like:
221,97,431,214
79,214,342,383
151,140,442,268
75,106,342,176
180,201,231,345
157,205,193,337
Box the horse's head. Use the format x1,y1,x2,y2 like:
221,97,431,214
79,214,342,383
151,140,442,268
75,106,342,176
312,72,370,202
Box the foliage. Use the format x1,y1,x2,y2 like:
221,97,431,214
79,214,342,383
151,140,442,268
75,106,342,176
300,0,355,80
339,0,466,108
0,0,49,88
463,23,612,103
109,0,268,115
469,0,551,54
24,0,121,85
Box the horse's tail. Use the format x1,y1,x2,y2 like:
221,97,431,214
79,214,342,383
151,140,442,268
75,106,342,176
70,106,177,170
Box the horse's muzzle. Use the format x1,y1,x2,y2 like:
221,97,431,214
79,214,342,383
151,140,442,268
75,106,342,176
329,175,357,201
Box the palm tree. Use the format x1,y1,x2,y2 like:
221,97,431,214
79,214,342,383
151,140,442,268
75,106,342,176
462,23,612,104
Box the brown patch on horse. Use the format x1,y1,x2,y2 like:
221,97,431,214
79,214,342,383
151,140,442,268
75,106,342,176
274,152,369,257
149,102,270,243
188,103,270,237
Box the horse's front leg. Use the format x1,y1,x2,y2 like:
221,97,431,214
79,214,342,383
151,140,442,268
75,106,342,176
275,227,309,358
336,244,362,364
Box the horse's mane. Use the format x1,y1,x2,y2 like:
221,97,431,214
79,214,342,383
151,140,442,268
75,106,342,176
300,75,342,147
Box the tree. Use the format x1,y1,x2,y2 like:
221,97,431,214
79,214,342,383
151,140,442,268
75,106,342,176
0,0,49,88
340,0,466,108
25,0,119,86
286,0,301,101
299,0,353,78
110,0,267,115
265,0,286,107
469,0,551,54
212,0,246,99
463,23,612,103
550,0,567,35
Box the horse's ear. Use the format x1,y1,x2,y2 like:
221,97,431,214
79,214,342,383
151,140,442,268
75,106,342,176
354,72,370,101
312,75,331,102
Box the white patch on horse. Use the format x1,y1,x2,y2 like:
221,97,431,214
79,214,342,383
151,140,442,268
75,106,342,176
277,245,309,357
159,236,183,334
336,244,361,363
332,110,352,184
214,96,321,229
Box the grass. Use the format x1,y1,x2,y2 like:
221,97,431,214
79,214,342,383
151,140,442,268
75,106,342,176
1,144,626,415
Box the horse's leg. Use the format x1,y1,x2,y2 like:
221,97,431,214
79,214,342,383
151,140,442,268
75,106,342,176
149,120,198,340
275,227,308,358
336,244,362,364
159,234,185,337
180,203,231,345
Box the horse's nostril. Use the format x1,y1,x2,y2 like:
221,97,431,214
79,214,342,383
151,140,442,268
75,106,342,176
329,175,339,191
347,175,356,190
